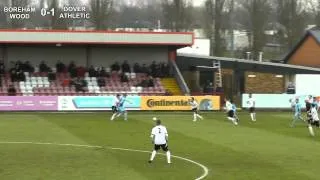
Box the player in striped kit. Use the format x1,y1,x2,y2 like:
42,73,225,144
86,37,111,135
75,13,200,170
110,94,121,121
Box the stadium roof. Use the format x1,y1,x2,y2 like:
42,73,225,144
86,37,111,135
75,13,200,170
0,29,193,46
283,29,320,63
177,53,320,74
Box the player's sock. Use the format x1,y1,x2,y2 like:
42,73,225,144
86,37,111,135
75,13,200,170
228,117,238,125
110,113,116,120
308,125,315,136
124,112,128,121
193,113,197,121
166,151,171,164
253,113,256,121
196,114,203,119
150,150,157,161
290,118,297,127
116,113,122,117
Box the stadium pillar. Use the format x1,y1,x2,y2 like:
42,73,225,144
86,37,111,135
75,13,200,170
168,50,176,61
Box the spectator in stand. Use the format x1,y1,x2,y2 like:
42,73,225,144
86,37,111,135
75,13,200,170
215,84,223,92
133,63,141,73
147,76,154,87
141,64,149,74
39,61,51,72
97,77,106,87
77,66,86,77
150,61,156,74
136,77,148,87
10,70,18,82
111,62,120,72
8,85,16,96
68,61,77,78
122,60,131,73
17,70,26,81
23,61,34,73
161,63,170,77
56,60,66,73
98,67,109,77
73,77,86,92
120,73,129,82
88,66,97,77
0,62,5,74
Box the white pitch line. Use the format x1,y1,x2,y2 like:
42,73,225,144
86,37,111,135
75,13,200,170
0,141,209,180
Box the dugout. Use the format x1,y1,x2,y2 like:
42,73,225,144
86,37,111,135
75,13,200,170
0,29,193,71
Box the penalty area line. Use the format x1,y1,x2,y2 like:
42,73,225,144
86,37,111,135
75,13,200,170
0,141,209,180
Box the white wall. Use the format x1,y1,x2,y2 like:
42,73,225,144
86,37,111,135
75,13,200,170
296,74,320,95
89,47,168,67
7,45,87,68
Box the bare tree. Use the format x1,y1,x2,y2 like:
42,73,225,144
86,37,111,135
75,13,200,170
240,0,271,60
161,0,193,31
90,0,114,30
277,0,307,49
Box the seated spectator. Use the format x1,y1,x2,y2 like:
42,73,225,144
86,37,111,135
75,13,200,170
39,61,50,72
136,78,148,87
97,77,106,87
147,76,154,87
88,66,97,77
48,72,56,81
133,63,141,73
98,67,109,77
17,70,26,81
122,60,131,73
8,85,16,96
111,62,120,72
56,60,66,73
73,77,86,92
120,73,129,82
77,66,86,77
287,82,295,94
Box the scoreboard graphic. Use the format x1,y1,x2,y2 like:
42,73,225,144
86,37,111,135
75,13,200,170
2,5,90,20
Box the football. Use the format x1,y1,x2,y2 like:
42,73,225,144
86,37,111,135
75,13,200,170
152,117,157,121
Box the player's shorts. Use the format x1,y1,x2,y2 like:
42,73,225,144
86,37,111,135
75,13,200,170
228,110,234,118
249,107,255,113
154,144,169,152
308,119,320,127
192,107,199,113
111,106,118,113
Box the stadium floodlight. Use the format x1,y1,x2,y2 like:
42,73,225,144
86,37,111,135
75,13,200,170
196,65,218,69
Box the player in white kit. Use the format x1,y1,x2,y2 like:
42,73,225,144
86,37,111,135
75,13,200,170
225,98,238,125
149,118,171,164
247,93,257,121
307,104,320,136
189,97,203,122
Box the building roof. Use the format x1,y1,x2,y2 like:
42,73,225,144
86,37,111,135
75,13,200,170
283,29,320,63
178,53,320,74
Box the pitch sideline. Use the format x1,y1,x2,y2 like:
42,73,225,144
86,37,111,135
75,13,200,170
0,141,209,180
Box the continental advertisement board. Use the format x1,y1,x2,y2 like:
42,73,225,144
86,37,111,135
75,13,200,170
141,96,220,111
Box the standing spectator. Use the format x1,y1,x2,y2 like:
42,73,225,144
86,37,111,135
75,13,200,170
56,60,66,73
39,61,50,72
97,77,106,87
24,61,34,73
17,70,26,81
120,73,129,82
111,62,120,72
98,67,109,77
161,63,170,77
150,61,156,74
133,63,141,73
0,62,5,74
77,66,86,77
10,70,18,82
122,60,131,73
8,85,16,96
141,64,149,74
88,66,97,77
68,61,77,78
147,76,154,87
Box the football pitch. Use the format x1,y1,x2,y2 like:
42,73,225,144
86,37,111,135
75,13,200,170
0,111,319,180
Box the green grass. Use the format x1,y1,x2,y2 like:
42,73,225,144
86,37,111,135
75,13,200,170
0,111,319,180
